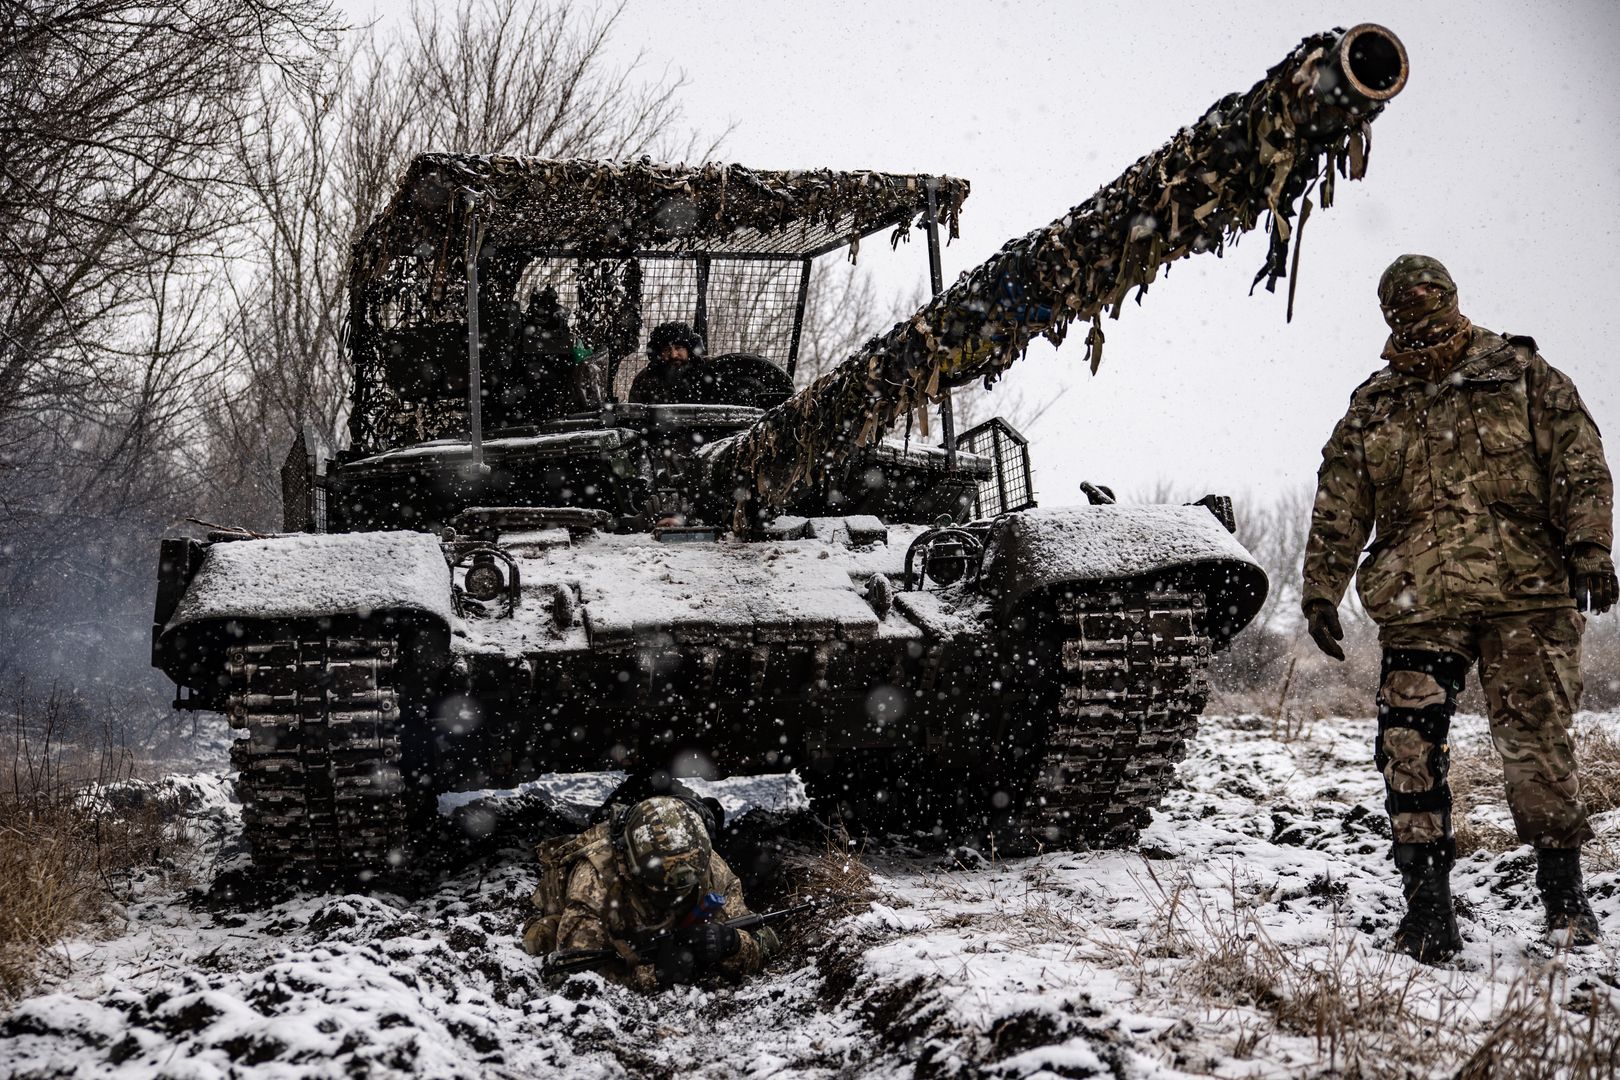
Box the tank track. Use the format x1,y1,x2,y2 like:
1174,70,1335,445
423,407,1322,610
225,635,413,881
1019,587,1212,849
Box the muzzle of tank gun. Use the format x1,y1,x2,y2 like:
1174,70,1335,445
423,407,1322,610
1316,24,1408,112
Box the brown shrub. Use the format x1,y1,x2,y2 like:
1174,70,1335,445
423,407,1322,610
1,686,188,1003
1210,623,1385,723
1212,610,1620,722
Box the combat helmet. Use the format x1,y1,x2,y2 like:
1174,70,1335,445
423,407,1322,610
619,796,713,903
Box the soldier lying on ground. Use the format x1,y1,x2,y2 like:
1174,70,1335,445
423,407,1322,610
1302,253,1616,963
521,793,780,990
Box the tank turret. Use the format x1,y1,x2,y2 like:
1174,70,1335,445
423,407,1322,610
152,26,1407,882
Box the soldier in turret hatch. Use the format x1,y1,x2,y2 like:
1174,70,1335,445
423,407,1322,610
629,320,705,404
484,284,595,426
1302,254,1615,962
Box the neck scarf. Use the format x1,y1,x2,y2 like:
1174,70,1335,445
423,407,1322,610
1381,318,1473,383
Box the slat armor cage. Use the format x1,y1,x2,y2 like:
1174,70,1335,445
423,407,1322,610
956,418,1035,517
344,156,968,455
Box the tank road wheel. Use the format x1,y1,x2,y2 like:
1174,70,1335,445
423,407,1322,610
225,634,423,884
1016,587,1213,850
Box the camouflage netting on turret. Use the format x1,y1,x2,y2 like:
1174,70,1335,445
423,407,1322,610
715,28,1402,507
352,156,968,274
346,157,969,452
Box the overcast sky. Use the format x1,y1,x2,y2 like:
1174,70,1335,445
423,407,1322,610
345,0,1620,509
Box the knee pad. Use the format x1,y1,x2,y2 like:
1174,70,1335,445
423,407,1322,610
1376,650,1468,848
1376,650,1467,747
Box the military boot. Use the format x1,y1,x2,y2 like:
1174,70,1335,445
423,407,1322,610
1535,847,1600,948
1391,843,1462,963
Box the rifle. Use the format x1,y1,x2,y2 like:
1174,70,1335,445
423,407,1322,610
543,896,821,977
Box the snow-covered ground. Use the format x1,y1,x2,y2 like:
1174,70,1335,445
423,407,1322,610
3,713,1617,1079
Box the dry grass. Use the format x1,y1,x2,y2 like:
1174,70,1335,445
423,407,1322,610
914,858,1107,956
1,685,189,1003
1456,962,1620,1080
1085,864,1620,1078
1451,721,1620,859
1572,723,1620,816
776,822,879,950
783,822,875,905
1095,866,1477,1078
1449,740,1520,858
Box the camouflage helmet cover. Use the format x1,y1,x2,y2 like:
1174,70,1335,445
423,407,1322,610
646,320,703,361
1377,254,1457,308
620,796,712,902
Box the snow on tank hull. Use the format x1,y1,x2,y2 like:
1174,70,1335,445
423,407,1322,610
153,504,1263,878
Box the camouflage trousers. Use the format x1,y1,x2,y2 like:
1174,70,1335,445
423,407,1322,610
1376,606,1594,858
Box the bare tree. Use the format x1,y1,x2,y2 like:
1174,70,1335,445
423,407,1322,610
0,0,339,681
202,0,693,526
405,0,684,158
0,1,336,414
1235,485,1315,632
792,262,918,387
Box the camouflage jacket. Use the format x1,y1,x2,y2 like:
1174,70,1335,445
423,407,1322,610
1303,328,1612,625
525,821,771,991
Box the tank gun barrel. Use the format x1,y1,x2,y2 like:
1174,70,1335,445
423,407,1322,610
713,24,1408,509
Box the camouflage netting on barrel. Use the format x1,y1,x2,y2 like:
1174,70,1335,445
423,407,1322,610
715,26,1407,506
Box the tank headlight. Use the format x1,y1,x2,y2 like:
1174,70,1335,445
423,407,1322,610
464,555,505,601
924,539,972,586
902,526,986,591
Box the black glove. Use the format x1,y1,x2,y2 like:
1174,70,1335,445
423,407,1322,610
654,923,741,987
1304,599,1345,661
1568,543,1618,614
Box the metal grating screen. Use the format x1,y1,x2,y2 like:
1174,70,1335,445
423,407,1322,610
703,258,804,359
956,417,1036,517
516,255,807,401
312,469,328,533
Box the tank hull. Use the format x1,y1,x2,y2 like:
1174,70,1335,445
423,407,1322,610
154,505,1263,877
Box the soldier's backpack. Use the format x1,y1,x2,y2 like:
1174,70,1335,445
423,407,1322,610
520,824,617,956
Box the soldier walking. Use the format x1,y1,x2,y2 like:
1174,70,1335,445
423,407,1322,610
1302,254,1616,962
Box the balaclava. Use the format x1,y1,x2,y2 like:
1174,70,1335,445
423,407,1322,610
1377,254,1472,381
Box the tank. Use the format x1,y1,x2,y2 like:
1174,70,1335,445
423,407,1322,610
153,25,1409,881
